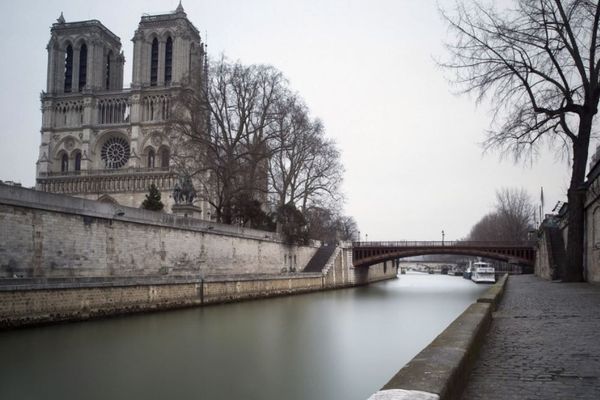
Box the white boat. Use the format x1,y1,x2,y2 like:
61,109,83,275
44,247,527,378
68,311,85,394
471,261,496,284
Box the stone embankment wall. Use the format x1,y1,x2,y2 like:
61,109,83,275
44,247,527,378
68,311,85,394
0,185,398,328
0,185,316,278
0,260,397,328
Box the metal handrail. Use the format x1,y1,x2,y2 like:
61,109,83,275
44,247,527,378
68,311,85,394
352,240,536,248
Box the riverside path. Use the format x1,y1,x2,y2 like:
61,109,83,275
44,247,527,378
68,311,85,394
462,275,600,399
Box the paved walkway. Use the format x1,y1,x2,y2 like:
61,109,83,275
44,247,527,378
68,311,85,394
462,275,600,400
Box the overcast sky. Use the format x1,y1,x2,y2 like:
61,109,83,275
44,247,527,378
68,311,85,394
0,0,575,241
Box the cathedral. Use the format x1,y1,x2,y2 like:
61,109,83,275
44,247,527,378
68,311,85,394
35,3,209,216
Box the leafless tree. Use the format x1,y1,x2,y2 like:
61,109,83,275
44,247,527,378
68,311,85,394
171,57,286,224
268,96,343,214
468,187,535,242
335,215,359,241
441,0,600,281
171,57,348,239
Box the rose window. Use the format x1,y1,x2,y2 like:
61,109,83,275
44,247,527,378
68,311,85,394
101,137,130,169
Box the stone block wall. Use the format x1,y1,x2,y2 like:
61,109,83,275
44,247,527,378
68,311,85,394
535,230,552,280
0,185,399,328
203,274,323,304
322,246,398,288
585,200,600,283
0,185,316,278
351,259,399,285
0,264,397,328
0,277,203,327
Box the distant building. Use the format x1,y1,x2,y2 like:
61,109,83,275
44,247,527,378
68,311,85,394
35,3,210,215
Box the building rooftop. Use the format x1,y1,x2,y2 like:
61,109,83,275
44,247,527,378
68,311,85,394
51,14,121,46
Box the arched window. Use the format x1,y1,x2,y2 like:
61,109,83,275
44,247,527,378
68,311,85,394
74,152,82,171
165,37,173,85
147,149,155,168
159,147,170,168
64,45,73,93
78,44,87,91
61,153,69,172
101,137,130,169
105,51,112,90
150,38,159,86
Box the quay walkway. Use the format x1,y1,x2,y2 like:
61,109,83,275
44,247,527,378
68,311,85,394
461,275,600,399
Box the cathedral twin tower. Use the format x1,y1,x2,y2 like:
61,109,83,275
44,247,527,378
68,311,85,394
36,4,208,214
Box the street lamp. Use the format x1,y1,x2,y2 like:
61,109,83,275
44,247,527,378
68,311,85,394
442,230,445,246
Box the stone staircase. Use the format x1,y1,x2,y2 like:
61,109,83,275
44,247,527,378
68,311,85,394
303,244,337,273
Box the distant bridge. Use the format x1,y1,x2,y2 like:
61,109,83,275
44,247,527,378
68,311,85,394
351,241,536,268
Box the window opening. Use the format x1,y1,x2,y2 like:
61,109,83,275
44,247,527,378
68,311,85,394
105,51,112,90
160,148,169,168
147,149,155,168
78,44,87,91
64,45,73,93
74,152,81,171
165,37,173,85
61,153,69,172
101,137,130,169
150,38,158,86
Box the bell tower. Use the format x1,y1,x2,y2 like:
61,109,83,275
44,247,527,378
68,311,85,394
45,12,124,94
131,2,204,88
36,5,210,217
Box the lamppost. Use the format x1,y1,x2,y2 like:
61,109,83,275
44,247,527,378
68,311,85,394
442,230,445,246
366,233,369,242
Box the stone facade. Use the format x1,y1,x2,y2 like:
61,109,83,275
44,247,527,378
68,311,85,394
584,152,600,283
36,4,209,214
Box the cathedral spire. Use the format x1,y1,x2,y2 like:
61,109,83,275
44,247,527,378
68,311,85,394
175,1,185,14
57,12,65,24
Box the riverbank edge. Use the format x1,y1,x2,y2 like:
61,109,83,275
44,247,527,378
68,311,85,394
367,274,509,400
0,269,397,330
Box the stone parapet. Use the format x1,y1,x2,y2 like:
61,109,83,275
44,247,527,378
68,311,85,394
367,276,509,400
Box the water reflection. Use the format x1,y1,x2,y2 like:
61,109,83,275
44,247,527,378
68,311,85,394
0,272,487,400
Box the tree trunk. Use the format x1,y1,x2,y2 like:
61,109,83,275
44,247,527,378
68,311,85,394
565,187,586,281
564,114,593,282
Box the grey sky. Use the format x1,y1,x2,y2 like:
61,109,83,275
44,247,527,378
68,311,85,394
0,0,572,241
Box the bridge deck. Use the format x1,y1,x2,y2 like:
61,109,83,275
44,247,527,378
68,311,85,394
352,241,536,268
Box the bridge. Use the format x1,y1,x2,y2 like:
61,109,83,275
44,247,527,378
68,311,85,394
351,241,536,268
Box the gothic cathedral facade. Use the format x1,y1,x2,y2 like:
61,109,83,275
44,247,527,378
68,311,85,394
36,4,209,215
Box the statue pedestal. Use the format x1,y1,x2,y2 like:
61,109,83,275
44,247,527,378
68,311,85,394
172,204,202,219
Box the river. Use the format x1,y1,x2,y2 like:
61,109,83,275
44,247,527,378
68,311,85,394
0,272,487,400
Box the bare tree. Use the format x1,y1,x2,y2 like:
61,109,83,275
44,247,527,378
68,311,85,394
171,57,348,239
268,98,343,214
468,187,535,242
171,57,286,224
335,215,359,241
441,0,600,281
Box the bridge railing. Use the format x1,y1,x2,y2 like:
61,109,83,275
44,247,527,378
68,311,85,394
352,240,536,248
